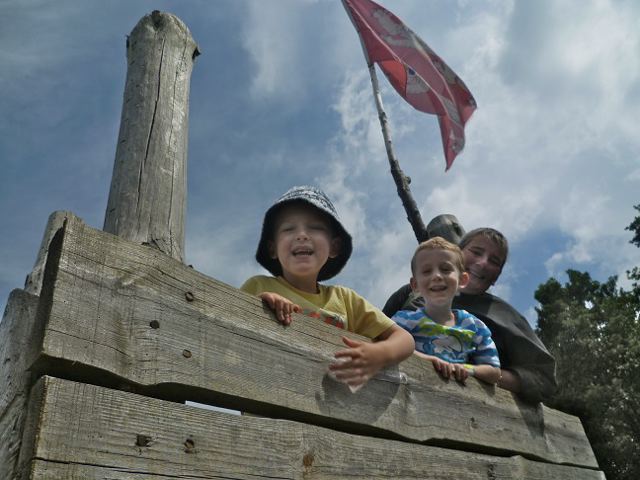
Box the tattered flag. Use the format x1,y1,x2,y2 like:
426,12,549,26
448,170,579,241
343,0,476,170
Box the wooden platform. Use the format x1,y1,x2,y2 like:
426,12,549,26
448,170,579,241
1,212,606,479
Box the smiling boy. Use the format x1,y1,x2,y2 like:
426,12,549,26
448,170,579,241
393,237,501,384
241,186,414,388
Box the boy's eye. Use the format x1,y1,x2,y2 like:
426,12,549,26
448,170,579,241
309,224,327,231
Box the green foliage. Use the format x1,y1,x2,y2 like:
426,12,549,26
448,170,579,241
535,206,640,480
625,204,640,248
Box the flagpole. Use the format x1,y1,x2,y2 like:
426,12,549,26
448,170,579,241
366,62,428,243
341,0,428,243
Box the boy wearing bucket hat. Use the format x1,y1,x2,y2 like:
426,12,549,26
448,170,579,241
241,186,414,388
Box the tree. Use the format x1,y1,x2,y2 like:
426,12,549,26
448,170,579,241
535,206,640,480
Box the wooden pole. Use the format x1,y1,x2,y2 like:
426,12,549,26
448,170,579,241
366,64,428,243
341,0,427,243
103,11,199,262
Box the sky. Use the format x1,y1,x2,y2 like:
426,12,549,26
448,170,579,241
1,0,639,327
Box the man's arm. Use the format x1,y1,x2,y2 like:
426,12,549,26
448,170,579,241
497,369,521,392
455,292,558,403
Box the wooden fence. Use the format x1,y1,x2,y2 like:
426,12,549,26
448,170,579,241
1,212,605,479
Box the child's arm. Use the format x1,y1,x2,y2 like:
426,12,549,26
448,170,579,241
329,324,414,388
258,292,301,325
468,364,502,385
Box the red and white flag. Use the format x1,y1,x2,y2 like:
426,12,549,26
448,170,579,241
343,0,476,170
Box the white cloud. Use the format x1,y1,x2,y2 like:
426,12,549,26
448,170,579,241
3,0,639,324
241,0,349,103
322,0,640,313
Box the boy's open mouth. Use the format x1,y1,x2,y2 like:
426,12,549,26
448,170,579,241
292,247,313,256
429,285,447,292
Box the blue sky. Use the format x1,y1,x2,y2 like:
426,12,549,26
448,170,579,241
2,0,639,326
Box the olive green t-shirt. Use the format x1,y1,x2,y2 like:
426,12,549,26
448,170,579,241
241,275,394,339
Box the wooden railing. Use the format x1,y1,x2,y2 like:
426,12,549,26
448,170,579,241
1,212,605,479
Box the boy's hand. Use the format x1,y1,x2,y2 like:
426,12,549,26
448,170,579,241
329,336,387,388
432,357,468,383
416,353,468,383
258,292,301,325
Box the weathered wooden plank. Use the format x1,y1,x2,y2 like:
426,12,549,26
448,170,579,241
103,11,199,261
0,290,41,480
24,211,72,296
34,212,598,468
17,376,605,480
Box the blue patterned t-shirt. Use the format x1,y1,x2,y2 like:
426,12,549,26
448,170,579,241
392,308,500,367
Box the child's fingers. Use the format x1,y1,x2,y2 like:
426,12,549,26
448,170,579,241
441,362,453,379
272,298,295,325
431,359,448,378
331,366,360,380
330,350,354,367
332,366,369,386
261,294,276,310
340,336,362,349
454,365,467,383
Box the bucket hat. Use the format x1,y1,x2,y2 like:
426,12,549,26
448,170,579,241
256,186,353,281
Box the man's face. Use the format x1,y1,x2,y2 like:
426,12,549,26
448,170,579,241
461,236,505,294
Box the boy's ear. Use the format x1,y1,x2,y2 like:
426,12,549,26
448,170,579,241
329,237,342,258
459,271,470,289
409,277,418,292
268,240,277,259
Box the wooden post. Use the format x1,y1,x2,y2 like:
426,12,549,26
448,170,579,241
24,211,72,296
103,11,199,262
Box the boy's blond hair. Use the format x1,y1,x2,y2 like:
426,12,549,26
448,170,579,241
411,237,466,274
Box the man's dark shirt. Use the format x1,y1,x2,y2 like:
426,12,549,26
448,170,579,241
383,284,557,403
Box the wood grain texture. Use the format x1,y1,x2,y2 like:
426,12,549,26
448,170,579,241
24,211,72,296
18,376,605,480
0,290,41,480
103,11,199,262
32,213,598,469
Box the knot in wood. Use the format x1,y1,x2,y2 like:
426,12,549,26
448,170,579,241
185,291,195,302
470,416,479,429
302,453,314,468
135,434,153,447
184,438,196,453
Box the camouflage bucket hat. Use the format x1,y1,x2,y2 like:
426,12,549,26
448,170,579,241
255,186,353,281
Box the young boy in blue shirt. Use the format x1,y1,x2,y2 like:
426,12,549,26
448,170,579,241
393,237,501,384
242,186,414,389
